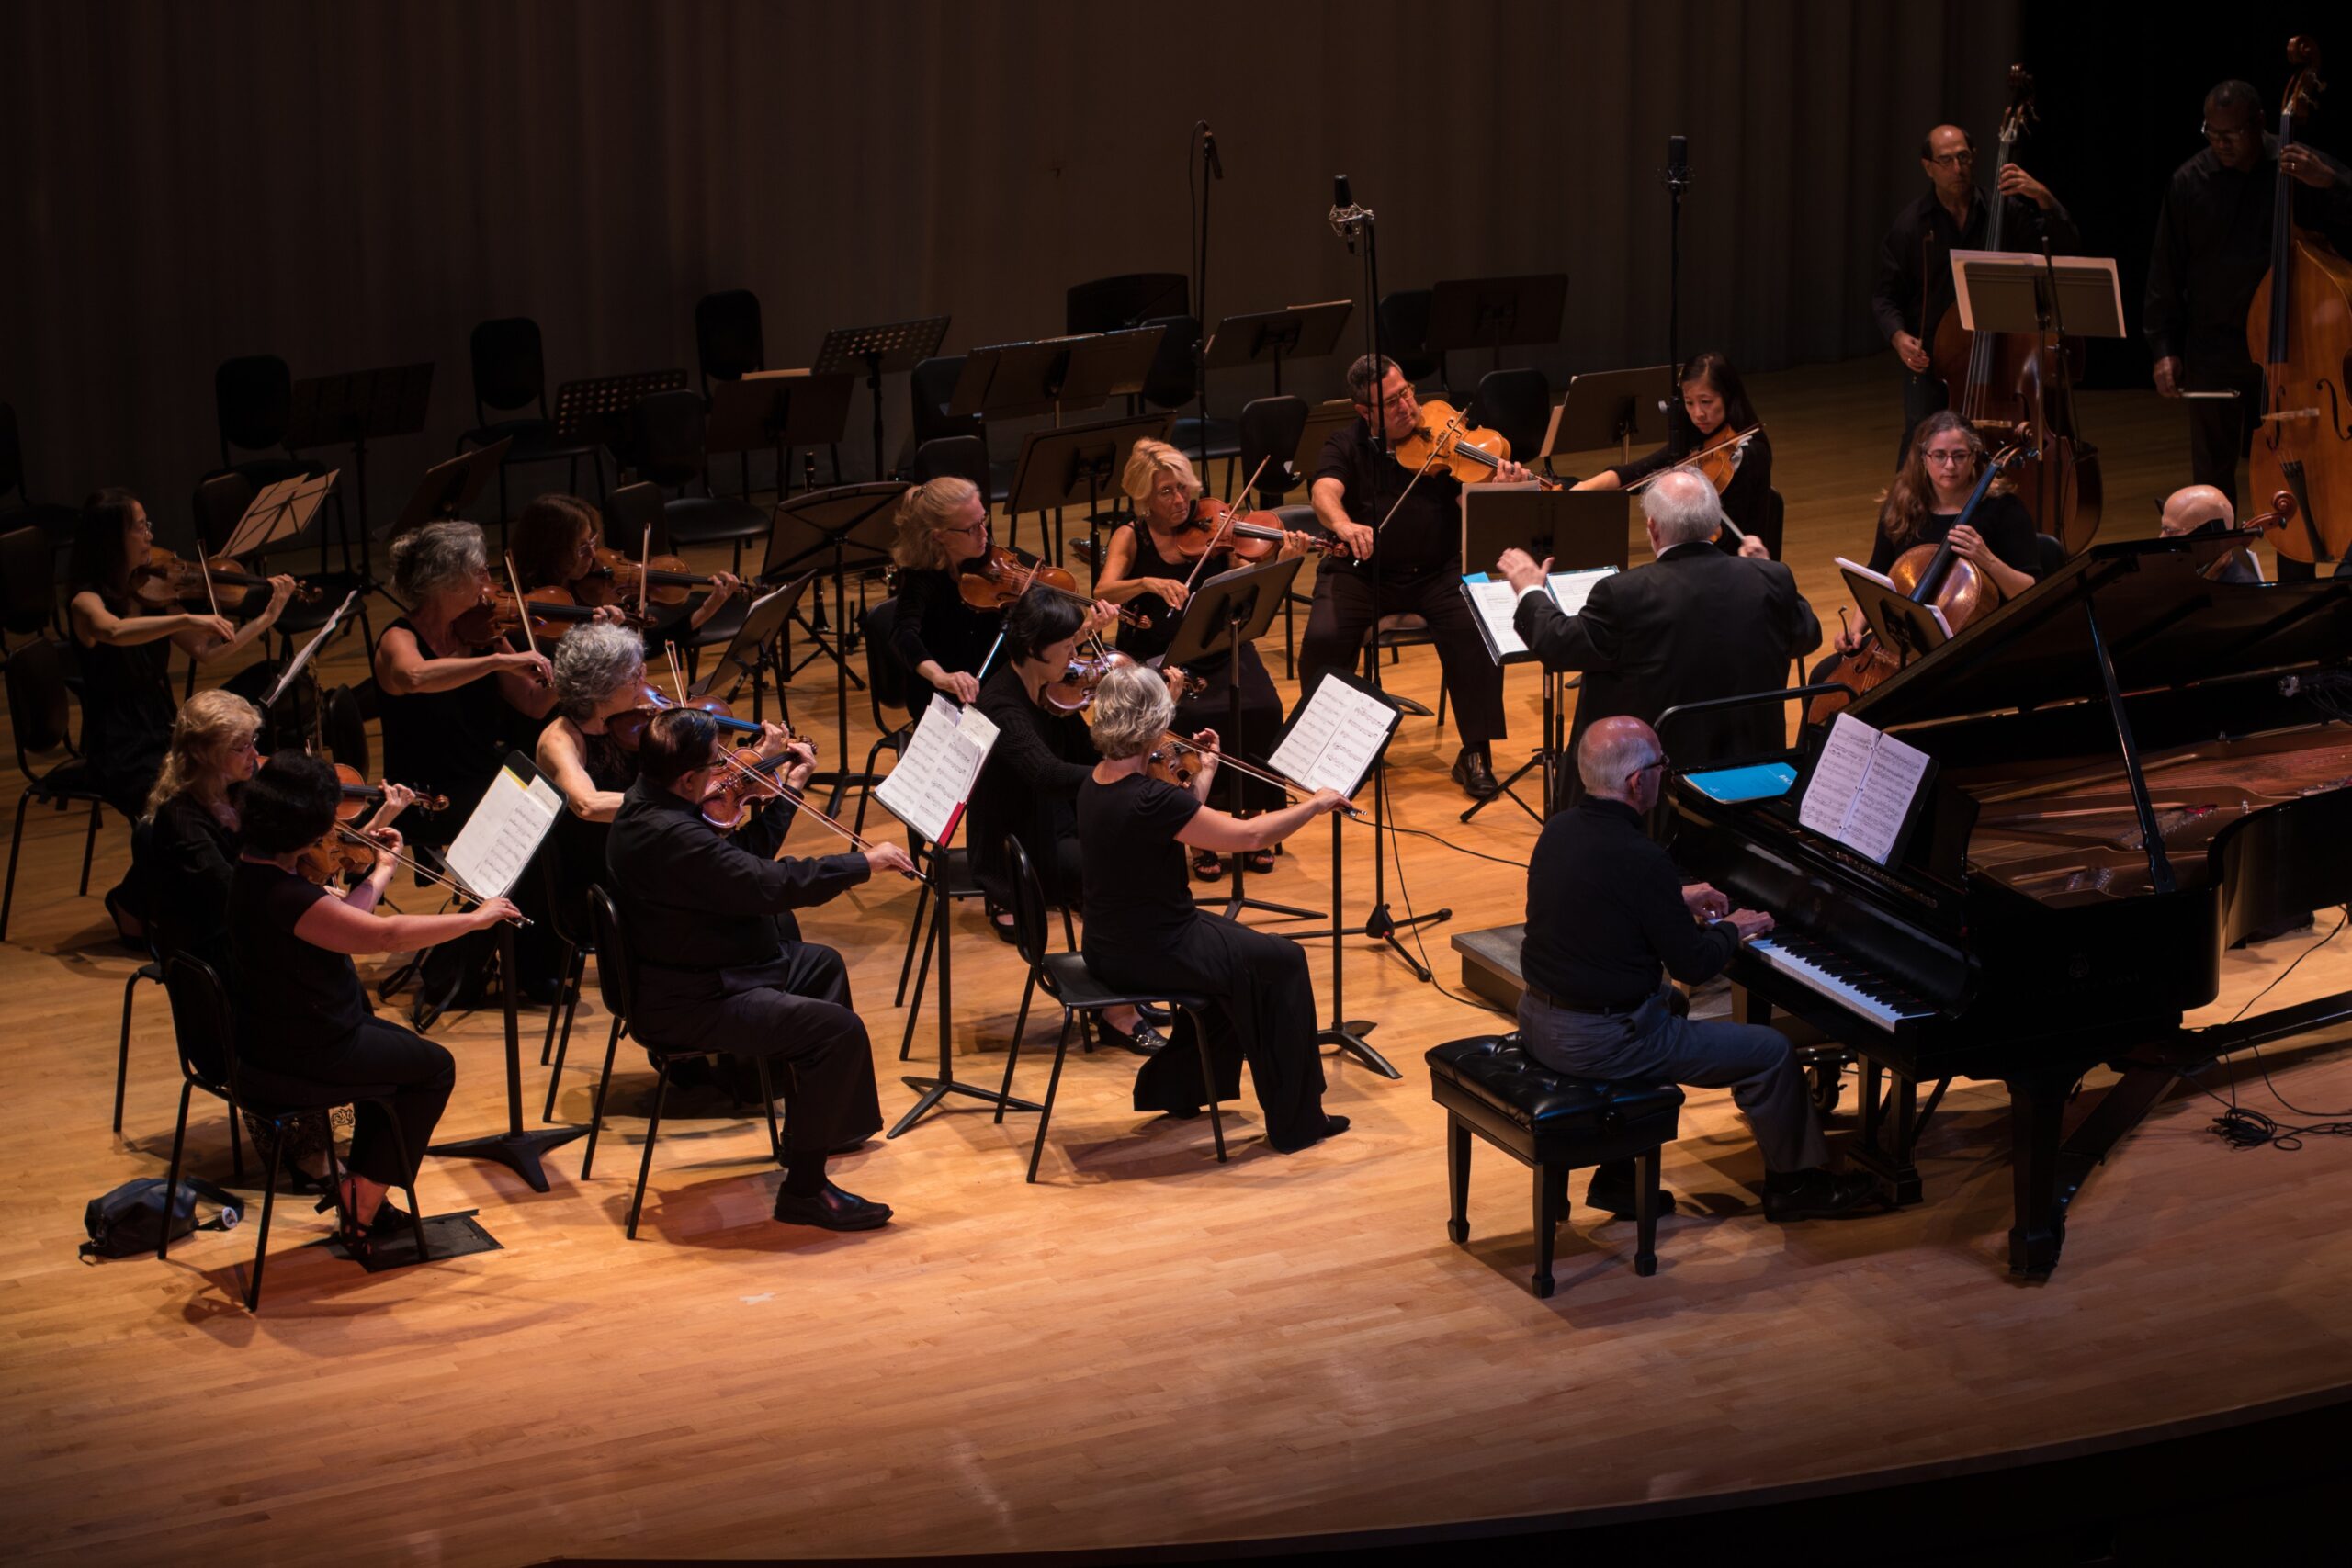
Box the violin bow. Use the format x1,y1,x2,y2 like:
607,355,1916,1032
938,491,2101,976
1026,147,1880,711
1174,456,1278,598
1158,732,1367,820
708,747,919,878
333,823,531,924
503,553,540,661
639,527,652,622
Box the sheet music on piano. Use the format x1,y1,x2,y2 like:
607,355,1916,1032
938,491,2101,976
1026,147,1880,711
874,695,999,845
445,752,565,899
1797,713,1935,866
1268,673,1400,798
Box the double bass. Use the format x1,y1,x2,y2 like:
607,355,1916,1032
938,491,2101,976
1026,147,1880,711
1928,66,2102,554
2246,37,2352,570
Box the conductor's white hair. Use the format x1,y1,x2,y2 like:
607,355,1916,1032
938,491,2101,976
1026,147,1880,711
1641,468,1724,547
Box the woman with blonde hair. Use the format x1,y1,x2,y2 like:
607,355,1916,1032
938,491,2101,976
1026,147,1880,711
886,475,1003,705
1073,663,1351,1154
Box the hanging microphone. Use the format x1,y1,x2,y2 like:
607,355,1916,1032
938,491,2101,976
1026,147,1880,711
1202,123,1224,180
1329,175,1371,249
1666,134,1690,192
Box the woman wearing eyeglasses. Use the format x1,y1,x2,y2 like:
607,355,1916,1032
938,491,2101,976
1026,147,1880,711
887,477,1001,705
1833,411,2040,657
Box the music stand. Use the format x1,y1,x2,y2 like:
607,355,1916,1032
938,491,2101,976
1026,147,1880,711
1002,412,1171,564
1949,251,2127,341
693,570,816,724
811,315,952,482
1459,488,1634,578
1426,275,1568,379
1841,565,1954,664
552,368,690,455
1203,300,1354,395
1061,325,1167,407
221,470,340,564
1544,366,1677,467
1163,555,1314,922
286,362,433,579
387,438,513,541
757,482,906,796
708,371,855,500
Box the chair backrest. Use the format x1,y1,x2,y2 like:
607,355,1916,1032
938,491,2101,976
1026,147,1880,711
1238,396,1309,503
1473,368,1551,476
215,355,293,461
604,480,670,555
470,316,548,417
538,831,592,951
2033,530,2066,578
631,391,709,488
162,953,237,1090
860,595,909,721
911,435,989,495
1377,290,1440,387
321,683,369,776
191,471,255,557
910,355,978,447
695,289,765,387
587,885,633,1020
0,400,27,500
1,525,55,635
1138,314,1201,411
1066,273,1188,335
1002,835,1054,974
5,637,74,764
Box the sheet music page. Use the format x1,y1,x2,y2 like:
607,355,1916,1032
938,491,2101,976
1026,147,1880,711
1268,676,1396,797
1798,713,1878,844
1546,566,1616,616
266,590,359,705
444,763,564,900
1835,557,1898,593
875,695,998,844
1463,576,1528,658
1797,713,1930,866
1267,682,1340,784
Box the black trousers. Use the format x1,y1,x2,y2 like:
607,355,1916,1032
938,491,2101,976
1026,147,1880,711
633,944,883,1155
240,1019,456,1188
1296,566,1507,750
1173,641,1287,813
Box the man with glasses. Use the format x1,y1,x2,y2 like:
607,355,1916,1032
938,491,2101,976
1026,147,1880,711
1871,123,2078,466
1513,716,1882,1223
2146,80,2352,582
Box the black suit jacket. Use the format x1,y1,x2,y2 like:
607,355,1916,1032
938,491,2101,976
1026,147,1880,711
1515,542,1821,797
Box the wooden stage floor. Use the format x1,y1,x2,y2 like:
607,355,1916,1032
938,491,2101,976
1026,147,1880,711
5,356,2350,1564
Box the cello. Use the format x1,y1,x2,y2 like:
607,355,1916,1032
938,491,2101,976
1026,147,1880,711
2246,37,2352,570
1928,66,2102,554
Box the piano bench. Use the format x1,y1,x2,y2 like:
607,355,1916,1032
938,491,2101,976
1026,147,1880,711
1426,1033,1685,1298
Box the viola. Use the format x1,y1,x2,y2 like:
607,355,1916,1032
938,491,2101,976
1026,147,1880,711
130,547,322,613
1624,424,1763,498
2246,37,2352,569
2191,492,2299,581
1388,400,1561,489
956,544,1148,627
1040,651,1205,716
697,739,821,832
1141,729,1367,818
572,546,722,610
605,684,800,753
450,584,639,646
1176,499,1346,562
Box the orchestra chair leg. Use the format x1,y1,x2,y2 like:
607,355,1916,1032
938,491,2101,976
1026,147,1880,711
994,972,1037,1124
1194,1017,1227,1164
541,951,586,1123
580,1017,625,1180
1025,1011,1077,1184
227,1103,244,1184
625,1062,673,1241
1059,906,1076,953
1634,1149,1660,1277
158,1081,193,1261
539,941,574,1064
1531,1161,1561,1300
897,908,939,1063
244,1123,287,1312
1,790,33,939
894,878,934,1014
114,971,141,1134
379,1114,431,1264
78,798,100,896
755,1055,784,1167
1445,1115,1471,1246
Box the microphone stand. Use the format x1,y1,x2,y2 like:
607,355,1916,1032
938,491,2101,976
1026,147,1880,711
1193,124,1217,479
1665,141,1690,380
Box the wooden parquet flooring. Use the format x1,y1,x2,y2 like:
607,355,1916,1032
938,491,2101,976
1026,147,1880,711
4,357,2349,1566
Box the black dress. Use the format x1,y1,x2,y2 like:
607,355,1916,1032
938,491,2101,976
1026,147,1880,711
145,790,238,974
889,566,1002,688
377,616,512,852
1866,493,2045,581
1608,427,1778,558
969,663,1093,906
1111,522,1287,813
225,860,455,1187
1076,773,1327,1146
71,587,175,818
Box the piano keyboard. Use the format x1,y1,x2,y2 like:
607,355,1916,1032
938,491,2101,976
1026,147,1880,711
1745,935,1939,1032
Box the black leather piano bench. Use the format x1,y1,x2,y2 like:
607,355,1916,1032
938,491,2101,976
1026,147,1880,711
1426,1033,1686,1299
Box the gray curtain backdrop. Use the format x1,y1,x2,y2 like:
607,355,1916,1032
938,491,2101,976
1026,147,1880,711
2,0,2020,537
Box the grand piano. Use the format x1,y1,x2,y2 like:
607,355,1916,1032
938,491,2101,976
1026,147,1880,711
1668,538,2352,1277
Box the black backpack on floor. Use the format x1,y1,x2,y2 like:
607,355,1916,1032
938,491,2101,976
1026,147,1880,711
79,1177,243,1260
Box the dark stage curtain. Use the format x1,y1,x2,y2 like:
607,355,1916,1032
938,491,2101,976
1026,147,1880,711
1,0,2019,536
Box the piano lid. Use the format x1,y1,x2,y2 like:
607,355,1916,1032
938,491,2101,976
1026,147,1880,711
1849,538,2352,732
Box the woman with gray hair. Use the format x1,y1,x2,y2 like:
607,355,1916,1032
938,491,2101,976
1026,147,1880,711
1073,662,1352,1154
537,620,650,825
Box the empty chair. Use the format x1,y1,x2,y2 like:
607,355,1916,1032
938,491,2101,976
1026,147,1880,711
1142,314,1238,493
695,289,766,388
0,400,82,558
1,524,59,656
459,317,609,527
906,355,984,481
910,435,989,497
0,638,126,940
1473,368,1552,478
1237,396,1309,506
213,356,322,491
628,390,768,573
1378,289,1441,388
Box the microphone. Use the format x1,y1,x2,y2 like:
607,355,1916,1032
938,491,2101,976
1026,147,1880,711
1666,134,1690,192
1203,124,1223,180
1329,175,1371,249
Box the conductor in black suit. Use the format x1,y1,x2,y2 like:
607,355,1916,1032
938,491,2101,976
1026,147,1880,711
1497,469,1820,804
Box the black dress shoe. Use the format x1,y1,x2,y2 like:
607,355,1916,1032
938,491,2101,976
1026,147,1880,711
1102,1018,1165,1056
772,1182,892,1231
1452,750,1499,800
1269,1112,1351,1154
1763,1168,1886,1222
1583,1177,1679,1222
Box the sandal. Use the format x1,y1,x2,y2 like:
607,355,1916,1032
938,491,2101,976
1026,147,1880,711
318,1179,411,1256
1243,848,1274,874
1191,849,1226,881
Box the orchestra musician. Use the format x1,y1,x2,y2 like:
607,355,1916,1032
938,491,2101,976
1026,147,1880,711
1097,437,1306,874
603,708,916,1231
1518,717,1883,1222
1304,354,1521,801
1570,353,1781,558
888,476,1002,705
506,492,743,645
2145,79,2352,583
1874,122,2078,463
229,753,522,1258
2157,484,2262,585
1077,663,1351,1152
1498,469,1816,803
67,489,298,942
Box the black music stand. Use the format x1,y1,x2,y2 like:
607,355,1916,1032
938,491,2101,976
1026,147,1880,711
948,327,1168,425
1544,365,1677,468
1842,566,1954,665
222,470,341,565
757,482,905,797
286,362,434,580
694,570,815,724
1163,555,1314,922
810,315,951,481
1426,275,1568,382
552,368,691,458
387,437,513,541
708,371,854,500
1002,413,1171,565
1203,301,1354,396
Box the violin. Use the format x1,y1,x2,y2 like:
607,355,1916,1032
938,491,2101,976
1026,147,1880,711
450,584,640,646
1039,651,1206,716
1141,729,1367,818
2246,37,2352,569
1175,498,1346,562
130,547,322,612
2193,492,2299,581
288,761,444,883
1624,424,1763,498
603,683,782,752
956,545,1148,627
572,546,722,610
1388,400,1560,489
697,739,822,832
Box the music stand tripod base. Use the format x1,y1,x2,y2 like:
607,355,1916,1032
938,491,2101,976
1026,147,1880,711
427,924,589,1191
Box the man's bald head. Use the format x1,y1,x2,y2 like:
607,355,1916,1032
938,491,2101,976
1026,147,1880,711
1577,716,1665,802
2159,484,2234,538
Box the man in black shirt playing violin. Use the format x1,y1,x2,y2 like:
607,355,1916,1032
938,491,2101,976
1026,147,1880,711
1304,354,1522,800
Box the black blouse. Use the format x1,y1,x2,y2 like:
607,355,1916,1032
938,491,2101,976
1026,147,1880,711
1610,427,1775,551
227,860,372,1071
147,789,239,972
71,586,175,811
1867,492,2044,581
1077,773,1202,954
890,567,1003,684
378,615,511,847
1111,521,1238,666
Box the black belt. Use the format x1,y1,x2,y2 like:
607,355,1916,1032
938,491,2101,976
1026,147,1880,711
1522,980,1651,1017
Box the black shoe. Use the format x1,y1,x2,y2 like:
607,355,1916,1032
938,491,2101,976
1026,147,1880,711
1102,1018,1165,1057
1137,1004,1172,1025
1583,1176,1679,1222
1270,1113,1351,1154
2234,911,2316,947
1452,750,1499,800
1763,1168,1886,1222
772,1182,892,1231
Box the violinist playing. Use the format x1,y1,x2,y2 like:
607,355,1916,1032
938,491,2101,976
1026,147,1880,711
1305,355,1521,801
888,476,1002,705
228,753,522,1259
1570,354,1780,559
507,492,744,651
1098,437,1305,875
604,708,918,1233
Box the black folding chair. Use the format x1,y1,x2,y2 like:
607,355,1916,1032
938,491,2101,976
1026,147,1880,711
0,638,125,940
